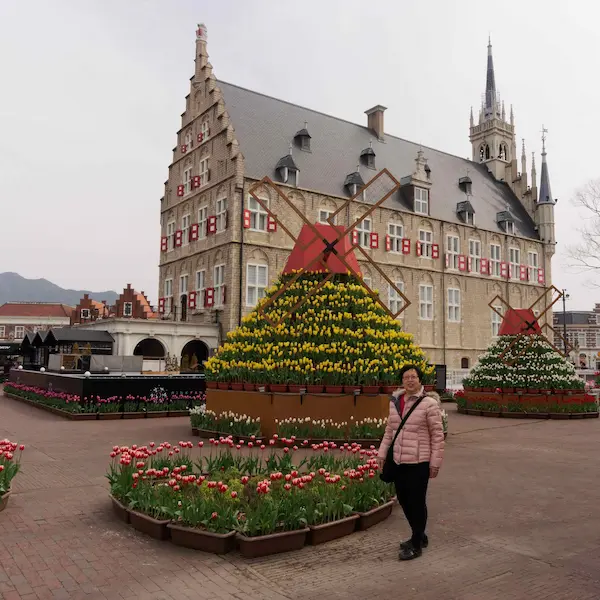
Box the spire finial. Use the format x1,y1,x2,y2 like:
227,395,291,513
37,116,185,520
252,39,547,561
369,139,373,148
304,121,308,129
356,164,360,173
522,138,525,154
196,23,207,42
541,125,548,154
531,151,536,172
289,142,293,156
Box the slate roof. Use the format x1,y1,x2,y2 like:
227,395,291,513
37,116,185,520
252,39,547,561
218,81,538,239
554,312,597,326
47,328,114,343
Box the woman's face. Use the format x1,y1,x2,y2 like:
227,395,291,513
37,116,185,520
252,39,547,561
402,369,421,394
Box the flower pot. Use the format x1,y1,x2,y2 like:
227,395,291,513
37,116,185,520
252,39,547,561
503,387,515,393
343,386,361,394
236,528,309,558
217,383,229,390
381,385,397,394
515,388,526,394
324,386,343,394
206,381,218,389
306,384,324,394
129,510,170,540
527,389,540,395
243,383,256,392
146,410,169,418
288,384,303,394
230,383,244,391
0,489,11,512
98,412,122,420
122,411,146,419
168,524,236,554
109,494,130,524
269,384,288,393
356,500,395,531
309,514,359,545
424,385,435,392
361,385,381,394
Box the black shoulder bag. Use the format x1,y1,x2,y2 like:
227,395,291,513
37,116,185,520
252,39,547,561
379,394,425,483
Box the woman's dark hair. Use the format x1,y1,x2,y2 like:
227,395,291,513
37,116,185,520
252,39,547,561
399,364,423,382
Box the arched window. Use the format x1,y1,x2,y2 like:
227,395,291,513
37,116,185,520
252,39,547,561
479,144,490,162
461,357,469,369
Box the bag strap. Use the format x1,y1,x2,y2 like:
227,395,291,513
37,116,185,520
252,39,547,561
388,394,425,450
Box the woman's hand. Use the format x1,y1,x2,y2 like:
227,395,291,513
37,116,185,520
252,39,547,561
376,456,385,470
429,466,440,479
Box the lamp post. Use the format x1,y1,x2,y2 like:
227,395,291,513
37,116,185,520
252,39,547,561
562,289,570,357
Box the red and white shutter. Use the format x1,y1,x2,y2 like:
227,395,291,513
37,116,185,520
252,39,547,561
458,255,467,272
189,223,199,242
243,209,251,229
432,244,439,259
416,241,422,256
188,291,197,310
467,257,473,272
537,268,545,285
192,175,201,189
197,132,204,144
385,235,391,251
160,236,168,252
267,215,277,232
351,230,359,246
207,216,217,234
401,239,411,255
181,144,187,154
205,288,215,308
480,258,489,275
500,261,509,279
519,265,528,281
369,232,379,249
222,285,227,305
158,298,166,314
174,230,183,247
445,253,450,268
177,185,184,197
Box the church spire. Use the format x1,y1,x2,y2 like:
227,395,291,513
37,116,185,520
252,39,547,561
538,126,555,205
484,37,499,120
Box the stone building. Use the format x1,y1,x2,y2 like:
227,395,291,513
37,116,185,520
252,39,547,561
157,25,557,369
554,305,600,370
0,302,73,341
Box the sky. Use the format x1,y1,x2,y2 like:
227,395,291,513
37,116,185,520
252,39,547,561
1,0,599,309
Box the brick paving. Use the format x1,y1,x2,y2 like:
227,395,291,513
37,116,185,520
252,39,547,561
1,390,600,600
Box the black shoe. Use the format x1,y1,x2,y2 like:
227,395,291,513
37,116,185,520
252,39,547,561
400,534,428,550
399,542,422,561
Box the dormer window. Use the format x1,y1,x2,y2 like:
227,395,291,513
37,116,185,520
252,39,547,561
294,123,311,152
506,221,515,235
344,169,364,197
360,142,376,169
456,200,475,226
414,188,429,215
458,176,472,196
496,210,515,235
275,151,299,186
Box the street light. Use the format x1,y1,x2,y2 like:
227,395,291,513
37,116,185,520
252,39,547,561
562,289,570,357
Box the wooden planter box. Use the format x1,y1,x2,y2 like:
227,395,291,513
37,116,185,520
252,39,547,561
308,514,359,545
168,410,190,418
122,412,146,419
110,495,130,524
236,528,309,558
146,411,169,418
356,500,395,531
168,524,236,554
0,489,10,512
129,510,170,540
98,412,122,420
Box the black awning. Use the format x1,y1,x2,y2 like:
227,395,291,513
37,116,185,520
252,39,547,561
0,342,22,355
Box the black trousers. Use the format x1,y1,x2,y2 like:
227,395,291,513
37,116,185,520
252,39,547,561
394,462,430,548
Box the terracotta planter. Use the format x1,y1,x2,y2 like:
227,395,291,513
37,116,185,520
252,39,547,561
110,494,130,524
230,383,244,391
343,386,361,394
362,386,381,394
269,384,288,393
0,489,10,512
98,412,122,420
309,514,359,545
503,387,515,393
217,382,229,390
206,382,218,389
236,528,309,558
324,386,343,394
549,413,571,420
381,385,397,394
168,524,236,554
424,385,435,392
129,510,170,540
302,385,321,394
288,384,304,394
146,410,169,418
243,383,256,392
122,411,145,419
356,500,395,531
527,389,540,395
515,388,526,394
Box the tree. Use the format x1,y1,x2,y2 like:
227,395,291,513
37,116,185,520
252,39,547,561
568,178,600,279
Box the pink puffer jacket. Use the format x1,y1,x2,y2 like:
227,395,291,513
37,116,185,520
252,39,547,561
377,387,445,469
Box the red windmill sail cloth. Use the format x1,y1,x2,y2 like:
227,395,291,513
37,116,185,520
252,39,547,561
282,224,362,276
498,308,542,336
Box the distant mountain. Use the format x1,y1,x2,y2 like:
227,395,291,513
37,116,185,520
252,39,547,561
0,272,119,306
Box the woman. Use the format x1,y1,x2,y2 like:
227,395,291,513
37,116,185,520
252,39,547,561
377,364,445,561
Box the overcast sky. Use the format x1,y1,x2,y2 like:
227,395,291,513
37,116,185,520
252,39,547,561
1,0,598,309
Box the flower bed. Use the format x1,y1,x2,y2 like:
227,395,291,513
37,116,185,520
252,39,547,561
4,383,205,420
456,389,598,418
1,439,25,512
107,437,395,556
190,406,261,437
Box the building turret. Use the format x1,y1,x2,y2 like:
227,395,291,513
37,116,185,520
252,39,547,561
535,127,556,252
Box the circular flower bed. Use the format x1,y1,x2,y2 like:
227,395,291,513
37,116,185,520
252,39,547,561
205,272,433,391
1,439,25,512
107,437,396,556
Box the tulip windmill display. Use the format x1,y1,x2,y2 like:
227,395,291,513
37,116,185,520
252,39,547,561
205,170,434,392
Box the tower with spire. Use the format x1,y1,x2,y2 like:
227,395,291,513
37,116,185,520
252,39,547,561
535,126,556,252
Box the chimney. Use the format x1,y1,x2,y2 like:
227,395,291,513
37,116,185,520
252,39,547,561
365,105,387,140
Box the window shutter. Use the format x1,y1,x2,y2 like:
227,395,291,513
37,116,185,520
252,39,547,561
174,230,183,247
207,169,211,183
537,268,545,284
188,291,197,309
243,209,251,229
458,255,466,271
160,236,168,252
181,144,187,154
207,127,211,137
432,244,439,259
158,298,166,314
445,253,450,268
177,185,184,197
207,216,217,234
189,223,199,242
519,265,528,281
222,285,227,305
480,258,489,275
467,257,473,272
369,232,379,249
416,241,422,256
197,132,204,143
205,288,215,308
385,235,391,252
401,239,411,255
192,175,201,189
267,215,277,232
351,230,359,246
500,261,509,279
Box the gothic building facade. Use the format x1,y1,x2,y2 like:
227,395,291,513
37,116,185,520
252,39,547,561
157,25,557,369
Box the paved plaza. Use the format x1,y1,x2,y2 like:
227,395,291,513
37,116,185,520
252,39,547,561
1,390,600,600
